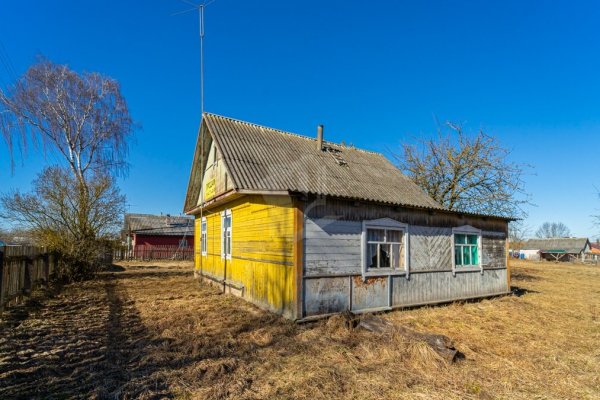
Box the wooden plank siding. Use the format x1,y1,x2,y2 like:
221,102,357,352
304,218,507,275
195,195,297,319
304,196,509,232
301,199,510,318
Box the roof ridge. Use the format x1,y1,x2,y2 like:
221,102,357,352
203,112,383,156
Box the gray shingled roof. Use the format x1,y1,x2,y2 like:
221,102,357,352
185,113,444,211
124,214,194,236
522,238,590,253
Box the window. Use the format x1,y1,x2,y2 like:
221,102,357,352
201,217,207,256
454,234,478,267
221,210,232,259
362,218,409,277
452,226,482,274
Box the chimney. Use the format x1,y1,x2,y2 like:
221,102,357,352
316,124,324,151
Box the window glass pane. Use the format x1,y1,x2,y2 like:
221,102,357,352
387,230,402,243
379,244,391,268
367,243,378,269
471,246,478,265
367,229,384,242
454,234,466,244
391,243,401,269
455,246,462,266
467,234,478,245
462,246,471,265
223,215,231,229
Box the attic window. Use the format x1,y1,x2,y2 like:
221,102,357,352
324,146,348,166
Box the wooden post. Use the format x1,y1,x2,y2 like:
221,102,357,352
506,235,511,291
44,253,50,285
0,246,4,311
293,199,304,320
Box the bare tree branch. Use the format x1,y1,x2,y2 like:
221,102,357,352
394,122,531,218
535,222,571,238
0,57,134,182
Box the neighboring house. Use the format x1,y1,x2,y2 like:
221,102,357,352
184,113,512,320
520,237,591,262
590,242,600,261
123,214,194,253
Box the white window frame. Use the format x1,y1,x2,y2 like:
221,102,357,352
201,216,207,256
361,218,409,278
451,225,483,275
221,209,232,260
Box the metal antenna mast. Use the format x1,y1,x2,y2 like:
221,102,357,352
173,0,217,272
173,0,216,115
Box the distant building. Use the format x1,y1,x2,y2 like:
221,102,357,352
123,214,194,254
520,237,591,262
589,241,600,261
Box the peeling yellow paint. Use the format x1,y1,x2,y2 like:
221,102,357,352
194,195,296,318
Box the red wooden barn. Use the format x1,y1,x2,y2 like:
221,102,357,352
123,214,194,255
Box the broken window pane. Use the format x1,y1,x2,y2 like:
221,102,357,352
367,243,378,269
379,244,391,268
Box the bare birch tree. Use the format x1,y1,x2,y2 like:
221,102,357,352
535,222,571,238
0,59,133,280
396,122,529,218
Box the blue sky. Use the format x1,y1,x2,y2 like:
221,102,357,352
1,0,599,239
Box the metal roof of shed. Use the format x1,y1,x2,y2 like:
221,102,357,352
522,237,590,254
124,214,193,236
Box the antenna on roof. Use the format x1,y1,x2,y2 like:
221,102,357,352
172,0,217,116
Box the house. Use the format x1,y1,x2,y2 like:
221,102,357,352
589,241,600,261
184,113,512,320
520,237,591,262
123,213,194,257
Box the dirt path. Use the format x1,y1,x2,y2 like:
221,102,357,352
0,267,184,399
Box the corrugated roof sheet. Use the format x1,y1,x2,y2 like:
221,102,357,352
522,237,590,253
125,214,194,235
201,113,443,210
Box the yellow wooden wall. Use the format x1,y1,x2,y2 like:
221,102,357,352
194,195,296,318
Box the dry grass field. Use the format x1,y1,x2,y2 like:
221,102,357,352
0,259,599,399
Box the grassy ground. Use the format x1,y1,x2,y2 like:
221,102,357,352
0,259,598,399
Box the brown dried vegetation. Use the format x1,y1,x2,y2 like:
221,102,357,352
1,260,599,399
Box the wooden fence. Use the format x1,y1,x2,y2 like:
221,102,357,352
113,245,193,261
0,246,58,311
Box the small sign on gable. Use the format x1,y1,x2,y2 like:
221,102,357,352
205,178,216,199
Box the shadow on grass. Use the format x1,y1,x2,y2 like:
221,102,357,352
0,273,178,399
0,269,300,399
511,271,540,282
511,286,540,297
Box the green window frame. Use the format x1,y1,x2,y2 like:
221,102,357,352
452,226,483,275
454,233,479,267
